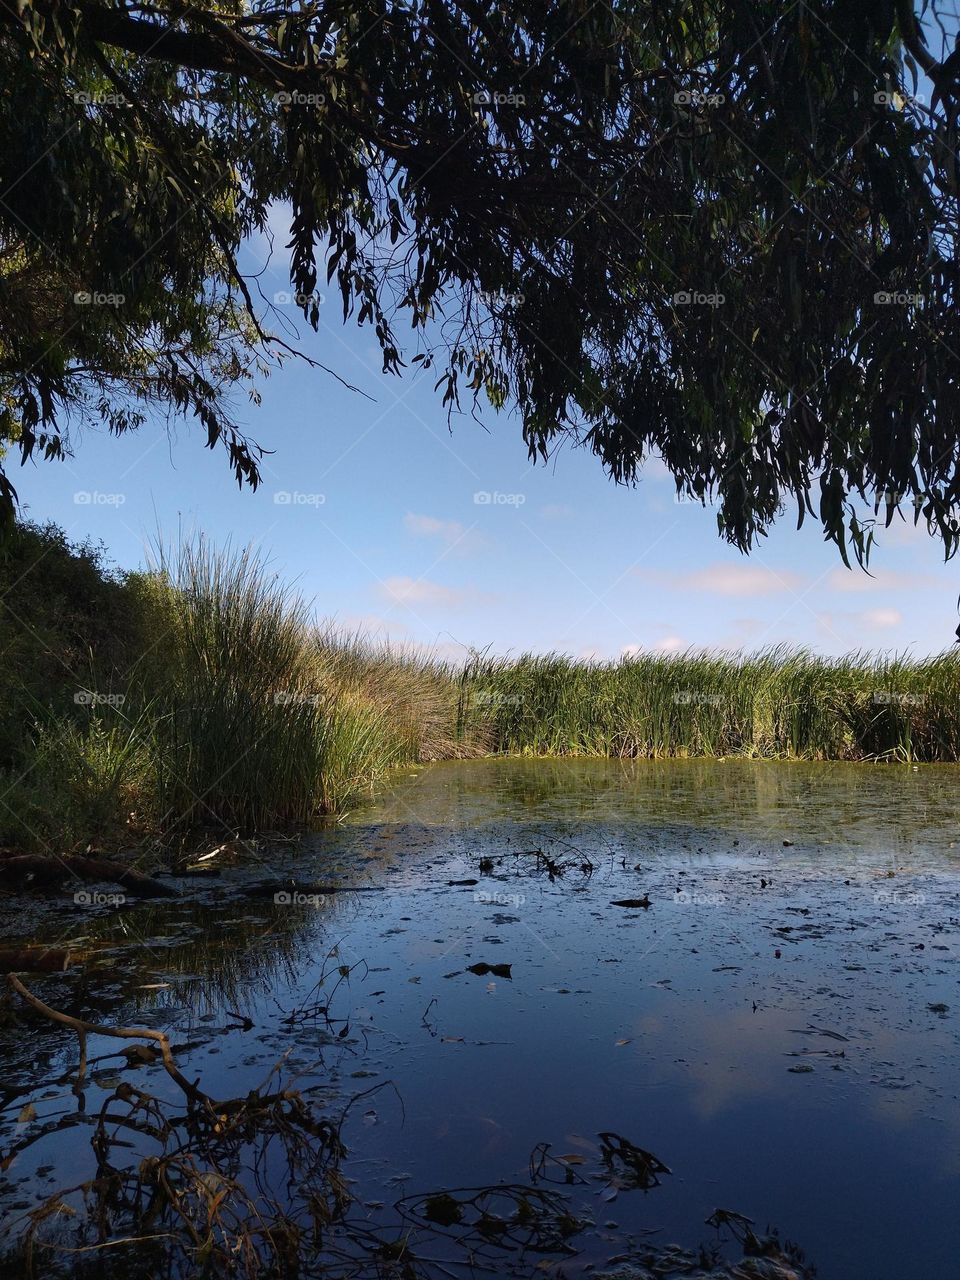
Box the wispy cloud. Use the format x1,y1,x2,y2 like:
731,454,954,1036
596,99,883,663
379,576,482,608
404,512,482,550
621,635,686,656
540,503,575,521
635,563,806,598
861,607,902,629
817,607,904,636
827,567,940,593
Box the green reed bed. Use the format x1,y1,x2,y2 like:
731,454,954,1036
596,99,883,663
460,646,960,762
2,521,960,855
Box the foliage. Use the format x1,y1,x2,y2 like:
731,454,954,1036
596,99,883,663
460,645,960,761
4,521,960,854
4,4,960,559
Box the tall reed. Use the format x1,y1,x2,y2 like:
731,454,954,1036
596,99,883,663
5,522,960,854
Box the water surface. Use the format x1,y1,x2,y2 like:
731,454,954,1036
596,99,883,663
2,758,959,1278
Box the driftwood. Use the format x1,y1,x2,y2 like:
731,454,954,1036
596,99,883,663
7,972,207,1101
6,975,307,1119
0,853,177,899
0,947,77,974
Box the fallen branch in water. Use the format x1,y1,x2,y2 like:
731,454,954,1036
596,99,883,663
5,973,207,1101
0,854,177,899
0,948,78,974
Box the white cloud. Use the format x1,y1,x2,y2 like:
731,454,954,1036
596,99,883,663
861,607,902,629
817,607,903,638
379,576,478,608
404,512,464,542
403,512,485,553
620,637,686,656
827,567,939,593
642,454,672,480
333,613,411,640
636,563,805,598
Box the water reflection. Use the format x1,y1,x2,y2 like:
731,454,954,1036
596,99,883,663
1,758,959,1279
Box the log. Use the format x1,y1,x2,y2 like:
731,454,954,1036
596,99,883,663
0,853,178,899
0,947,77,973
6,973,205,1101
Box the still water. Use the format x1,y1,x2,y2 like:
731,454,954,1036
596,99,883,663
2,758,959,1277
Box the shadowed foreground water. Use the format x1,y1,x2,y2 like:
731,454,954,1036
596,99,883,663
1,758,959,1278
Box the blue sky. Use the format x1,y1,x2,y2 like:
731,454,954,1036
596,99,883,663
12,209,960,661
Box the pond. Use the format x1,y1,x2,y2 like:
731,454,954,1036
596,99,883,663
2,758,960,1278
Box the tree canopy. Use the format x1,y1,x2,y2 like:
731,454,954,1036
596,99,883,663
3,0,960,564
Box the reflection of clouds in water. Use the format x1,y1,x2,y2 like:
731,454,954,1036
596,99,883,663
345,758,960,871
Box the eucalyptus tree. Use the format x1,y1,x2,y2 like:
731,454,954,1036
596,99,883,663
2,0,960,563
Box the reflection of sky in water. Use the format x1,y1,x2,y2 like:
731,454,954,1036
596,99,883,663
2,758,959,1279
